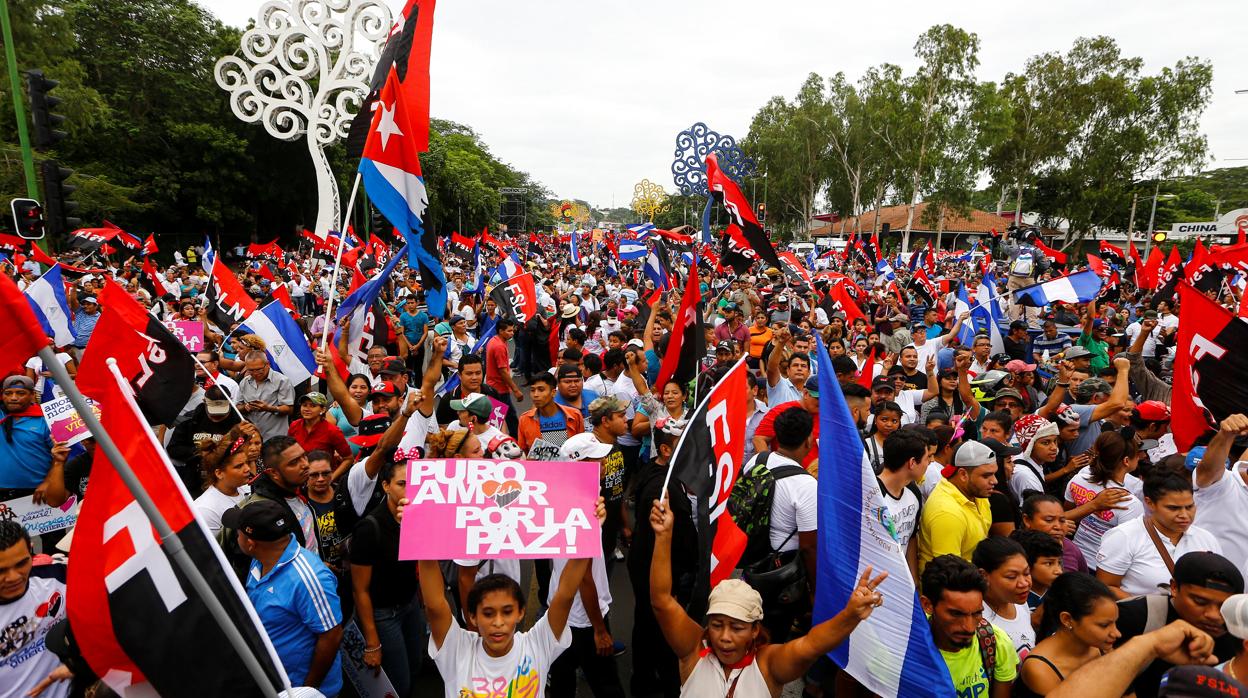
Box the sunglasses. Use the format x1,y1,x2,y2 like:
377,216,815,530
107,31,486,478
308,471,332,480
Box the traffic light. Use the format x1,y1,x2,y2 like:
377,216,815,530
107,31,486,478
757,202,766,222
1152,230,1168,244
41,159,80,237
10,198,45,240
27,70,67,150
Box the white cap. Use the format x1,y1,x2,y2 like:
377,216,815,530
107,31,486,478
559,432,613,461
953,440,997,469
1223,594,1248,640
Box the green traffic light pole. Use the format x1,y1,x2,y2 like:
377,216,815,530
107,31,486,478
0,0,38,198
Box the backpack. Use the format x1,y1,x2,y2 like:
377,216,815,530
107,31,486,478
728,452,812,569
1010,249,1035,277
975,618,998,686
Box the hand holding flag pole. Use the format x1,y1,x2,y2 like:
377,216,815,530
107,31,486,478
43,354,285,698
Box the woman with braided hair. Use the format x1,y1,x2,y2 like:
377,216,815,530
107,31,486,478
192,424,256,533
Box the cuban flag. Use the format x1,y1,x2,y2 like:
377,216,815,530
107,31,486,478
357,0,447,317
618,239,647,261
1012,269,1104,307
241,301,318,384
972,273,1006,355
813,336,955,697
627,223,655,241
23,263,76,347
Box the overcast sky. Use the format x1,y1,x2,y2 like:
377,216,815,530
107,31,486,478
201,0,1248,210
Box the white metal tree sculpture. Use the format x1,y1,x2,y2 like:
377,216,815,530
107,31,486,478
214,0,392,236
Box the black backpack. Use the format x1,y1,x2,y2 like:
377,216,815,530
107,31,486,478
727,452,812,569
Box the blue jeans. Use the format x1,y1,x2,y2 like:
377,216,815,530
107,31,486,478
373,601,426,697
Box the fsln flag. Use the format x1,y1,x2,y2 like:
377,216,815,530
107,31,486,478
0,271,50,376
1171,282,1248,452
77,279,197,426
488,271,539,325
812,335,955,697
666,356,752,616
358,0,446,316
205,250,259,332
653,266,703,391
23,263,77,347
1011,269,1104,307
241,301,319,384
68,361,291,698
705,152,785,272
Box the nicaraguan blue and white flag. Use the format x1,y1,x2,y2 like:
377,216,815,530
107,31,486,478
1012,269,1105,307
570,231,582,266
436,317,498,398
618,240,647,261
489,252,523,285
627,223,655,241
241,301,318,384
24,263,76,347
606,255,619,278
972,273,1006,355
954,283,977,348
874,259,897,287
643,250,670,290
813,336,955,697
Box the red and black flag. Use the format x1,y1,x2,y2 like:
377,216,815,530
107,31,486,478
77,280,196,426
139,256,173,301
1172,282,1248,451
489,271,539,325
706,153,784,272
448,230,478,261
68,361,290,697
666,357,752,616
1139,245,1165,289
205,255,259,332
907,266,938,307
1099,241,1127,268
141,233,159,257
718,223,757,275
1128,240,1144,283
1150,247,1186,309
820,280,869,327
777,251,813,290
256,264,300,319
653,266,703,391
68,222,124,252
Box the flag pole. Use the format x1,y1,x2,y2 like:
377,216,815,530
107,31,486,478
315,171,364,387
189,353,248,423
40,350,283,698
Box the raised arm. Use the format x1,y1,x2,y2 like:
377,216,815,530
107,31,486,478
1036,361,1073,420
955,353,980,419
315,346,362,426
766,326,792,388
642,296,663,352
545,497,605,640
1088,357,1130,422
648,499,704,667
763,568,887,685
418,559,454,649
940,311,971,346
418,334,446,415
1196,414,1248,488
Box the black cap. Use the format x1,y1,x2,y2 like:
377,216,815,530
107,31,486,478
379,358,406,375
556,364,582,380
1173,551,1245,594
221,500,293,542
981,437,1023,460
1009,319,1029,330
871,375,895,391
1159,665,1248,697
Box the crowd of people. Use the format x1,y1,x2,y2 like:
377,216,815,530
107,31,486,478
1,225,1246,698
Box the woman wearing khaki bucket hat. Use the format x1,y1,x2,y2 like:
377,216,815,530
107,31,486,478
648,499,888,697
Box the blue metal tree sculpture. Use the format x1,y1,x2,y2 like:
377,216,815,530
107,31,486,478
671,122,756,242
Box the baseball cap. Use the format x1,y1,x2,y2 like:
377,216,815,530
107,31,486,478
776,294,789,303
1072,377,1111,403
716,341,734,353
706,579,765,623
349,413,391,448
1222,594,1248,640
1009,319,1029,330
1136,400,1171,421
993,388,1024,404
1064,346,1093,360
1143,309,1159,320
450,392,492,420
1173,551,1244,594
871,375,895,392
204,394,232,417
981,438,1023,468
80,296,98,304
2,375,34,391
1158,666,1247,698
1005,359,1037,373
804,375,820,398
221,500,293,542
951,440,997,470
369,380,400,400
556,364,582,380
559,432,613,461
723,302,740,312
589,396,628,423
298,392,328,407
379,358,406,376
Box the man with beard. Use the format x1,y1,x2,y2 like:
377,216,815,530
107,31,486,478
921,554,1017,698
0,375,56,504
918,440,998,572
434,355,503,427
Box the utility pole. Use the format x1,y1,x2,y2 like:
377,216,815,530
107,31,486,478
1127,192,1138,236
1144,181,1162,260
0,0,38,197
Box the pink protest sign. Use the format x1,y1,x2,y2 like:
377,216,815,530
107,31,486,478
164,321,204,352
42,396,100,447
486,396,509,430
399,459,601,561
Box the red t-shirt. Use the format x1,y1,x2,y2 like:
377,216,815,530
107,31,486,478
753,401,819,468
485,336,511,395
288,418,351,459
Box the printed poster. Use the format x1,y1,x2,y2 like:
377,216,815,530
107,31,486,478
42,396,100,447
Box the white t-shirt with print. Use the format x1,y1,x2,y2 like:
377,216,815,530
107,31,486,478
983,602,1036,660
430,613,570,698
1097,518,1223,597
876,479,921,548
0,568,69,698
1065,466,1145,570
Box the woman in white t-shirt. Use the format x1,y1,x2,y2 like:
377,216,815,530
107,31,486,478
974,536,1037,660
192,427,254,533
1064,431,1145,569
418,498,605,698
